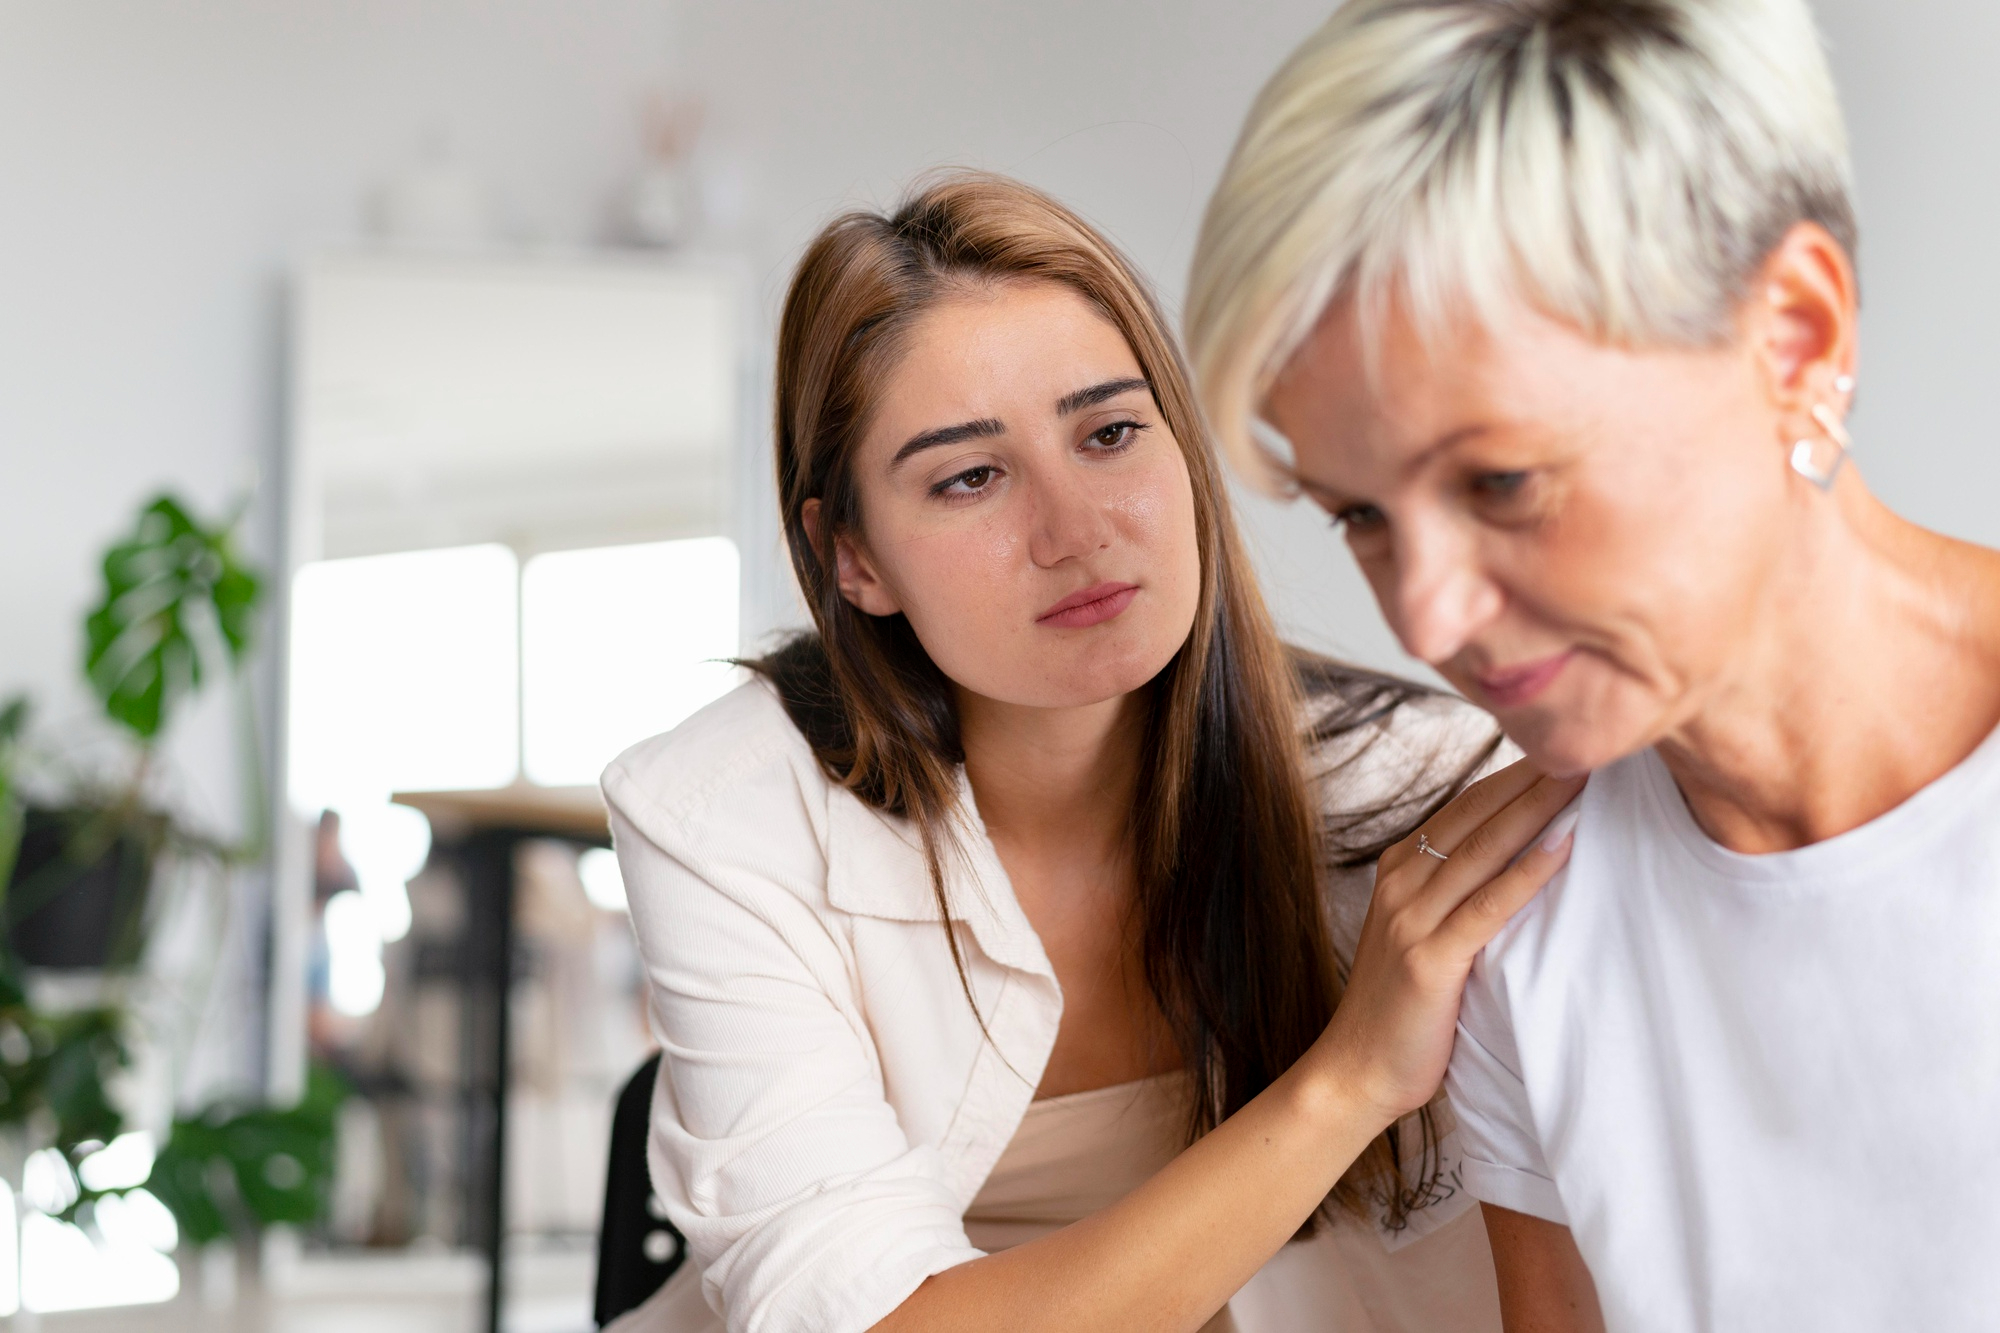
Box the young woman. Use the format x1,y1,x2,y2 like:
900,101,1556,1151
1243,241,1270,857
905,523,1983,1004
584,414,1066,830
1187,1,2000,1329
603,173,1583,1333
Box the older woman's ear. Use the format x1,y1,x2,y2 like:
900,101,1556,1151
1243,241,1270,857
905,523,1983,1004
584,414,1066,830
1750,221,1861,433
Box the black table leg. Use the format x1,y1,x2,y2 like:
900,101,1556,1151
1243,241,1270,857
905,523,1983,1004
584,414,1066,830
458,830,518,1333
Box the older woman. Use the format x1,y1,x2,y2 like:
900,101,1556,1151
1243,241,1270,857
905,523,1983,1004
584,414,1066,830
1187,2,2000,1331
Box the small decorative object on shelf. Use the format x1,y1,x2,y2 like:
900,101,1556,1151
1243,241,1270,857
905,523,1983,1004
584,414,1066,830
622,93,705,248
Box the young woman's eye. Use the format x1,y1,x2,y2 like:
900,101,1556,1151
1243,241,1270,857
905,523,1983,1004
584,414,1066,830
1086,421,1145,451
932,465,999,498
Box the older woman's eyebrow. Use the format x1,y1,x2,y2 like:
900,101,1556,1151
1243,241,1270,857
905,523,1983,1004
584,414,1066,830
891,416,1006,468
1056,377,1151,416
1293,473,1355,508
1292,421,1499,505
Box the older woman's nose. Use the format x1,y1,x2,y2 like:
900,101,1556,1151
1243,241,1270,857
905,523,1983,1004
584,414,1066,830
1385,534,1504,665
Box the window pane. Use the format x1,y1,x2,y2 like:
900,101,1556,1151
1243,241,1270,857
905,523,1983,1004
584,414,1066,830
522,538,740,787
288,544,520,813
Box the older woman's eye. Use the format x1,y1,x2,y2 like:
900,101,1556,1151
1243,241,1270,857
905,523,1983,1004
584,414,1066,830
1471,470,1531,499
1333,503,1387,532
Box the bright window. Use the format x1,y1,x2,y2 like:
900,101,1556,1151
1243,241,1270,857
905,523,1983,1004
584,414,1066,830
521,538,741,787
288,544,521,813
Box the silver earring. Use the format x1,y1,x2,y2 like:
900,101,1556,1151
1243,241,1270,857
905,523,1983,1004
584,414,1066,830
1790,400,1853,492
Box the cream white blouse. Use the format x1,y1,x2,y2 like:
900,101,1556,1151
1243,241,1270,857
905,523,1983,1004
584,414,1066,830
602,678,1505,1333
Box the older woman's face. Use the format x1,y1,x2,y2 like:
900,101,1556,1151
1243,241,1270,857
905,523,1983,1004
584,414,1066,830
1264,297,1800,776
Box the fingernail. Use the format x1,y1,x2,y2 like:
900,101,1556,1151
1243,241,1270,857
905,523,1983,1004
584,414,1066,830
1539,807,1581,853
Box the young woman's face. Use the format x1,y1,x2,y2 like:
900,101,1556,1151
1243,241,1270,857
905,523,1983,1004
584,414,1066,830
831,279,1202,710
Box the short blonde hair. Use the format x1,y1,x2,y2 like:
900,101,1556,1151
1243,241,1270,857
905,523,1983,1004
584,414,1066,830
1186,0,1857,481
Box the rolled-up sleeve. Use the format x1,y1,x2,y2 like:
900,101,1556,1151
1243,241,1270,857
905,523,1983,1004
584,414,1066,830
1445,952,1569,1226
605,756,981,1333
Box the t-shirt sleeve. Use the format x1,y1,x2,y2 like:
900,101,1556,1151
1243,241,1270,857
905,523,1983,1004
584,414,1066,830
1445,949,1570,1225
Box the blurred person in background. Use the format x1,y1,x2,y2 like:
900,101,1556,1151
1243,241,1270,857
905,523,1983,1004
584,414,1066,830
600,172,1586,1332
1188,1,2000,1329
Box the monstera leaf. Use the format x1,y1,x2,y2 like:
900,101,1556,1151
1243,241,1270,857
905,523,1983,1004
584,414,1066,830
0,994,128,1154
146,1065,346,1244
84,495,261,742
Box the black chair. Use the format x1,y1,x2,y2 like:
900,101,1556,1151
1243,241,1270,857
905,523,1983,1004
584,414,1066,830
595,1052,689,1327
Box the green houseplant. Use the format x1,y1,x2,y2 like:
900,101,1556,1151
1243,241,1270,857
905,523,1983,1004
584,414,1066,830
5,495,262,970
0,492,343,1256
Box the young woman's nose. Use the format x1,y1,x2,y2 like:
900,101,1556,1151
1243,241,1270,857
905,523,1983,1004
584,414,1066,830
1025,463,1115,568
1383,524,1504,665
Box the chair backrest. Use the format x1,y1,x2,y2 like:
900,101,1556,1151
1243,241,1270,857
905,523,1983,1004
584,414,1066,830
595,1051,689,1327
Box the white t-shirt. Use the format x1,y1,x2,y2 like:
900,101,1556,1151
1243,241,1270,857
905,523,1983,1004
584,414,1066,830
1445,725,2000,1332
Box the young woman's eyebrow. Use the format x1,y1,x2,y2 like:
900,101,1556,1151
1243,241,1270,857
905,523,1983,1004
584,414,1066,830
1056,377,1151,416
891,417,1006,468
888,379,1149,470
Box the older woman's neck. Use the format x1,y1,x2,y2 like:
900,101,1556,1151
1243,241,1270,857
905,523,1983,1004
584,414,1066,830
956,689,1146,858
1660,481,2000,854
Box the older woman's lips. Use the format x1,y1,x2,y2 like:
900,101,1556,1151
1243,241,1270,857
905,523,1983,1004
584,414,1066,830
1037,581,1139,629
1474,652,1575,708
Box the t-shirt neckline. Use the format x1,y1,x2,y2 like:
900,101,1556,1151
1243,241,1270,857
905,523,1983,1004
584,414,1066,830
1632,716,2000,888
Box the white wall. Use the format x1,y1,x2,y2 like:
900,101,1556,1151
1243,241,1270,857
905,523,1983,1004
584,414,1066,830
1813,0,2000,547
0,0,680,836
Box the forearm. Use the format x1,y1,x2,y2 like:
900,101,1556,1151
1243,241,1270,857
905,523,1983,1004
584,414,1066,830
867,763,1581,1332
1482,1204,1605,1333
871,1053,1386,1333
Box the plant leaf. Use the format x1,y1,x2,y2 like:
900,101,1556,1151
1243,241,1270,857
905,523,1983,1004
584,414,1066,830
146,1127,231,1245
83,495,264,742
142,1064,346,1241
40,1008,128,1153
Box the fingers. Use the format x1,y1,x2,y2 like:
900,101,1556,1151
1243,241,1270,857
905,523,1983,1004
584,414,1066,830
1397,758,1545,864
1447,774,1582,878
1435,806,1577,956
1400,773,1585,932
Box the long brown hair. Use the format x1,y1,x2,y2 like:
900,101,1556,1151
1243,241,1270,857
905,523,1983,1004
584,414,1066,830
756,171,1487,1228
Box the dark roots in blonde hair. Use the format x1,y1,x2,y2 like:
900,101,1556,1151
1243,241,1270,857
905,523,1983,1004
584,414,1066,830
755,170,1490,1231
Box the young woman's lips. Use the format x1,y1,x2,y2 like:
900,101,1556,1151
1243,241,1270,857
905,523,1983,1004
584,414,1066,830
1473,651,1575,708
1037,581,1140,629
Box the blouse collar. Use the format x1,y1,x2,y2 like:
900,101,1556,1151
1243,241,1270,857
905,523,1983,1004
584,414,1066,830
822,769,1056,983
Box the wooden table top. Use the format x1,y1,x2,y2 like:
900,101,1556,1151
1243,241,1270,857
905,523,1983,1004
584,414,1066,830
393,783,609,843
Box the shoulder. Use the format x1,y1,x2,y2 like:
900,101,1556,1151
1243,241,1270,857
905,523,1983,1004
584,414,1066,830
600,677,832,843
1472,749,1648,979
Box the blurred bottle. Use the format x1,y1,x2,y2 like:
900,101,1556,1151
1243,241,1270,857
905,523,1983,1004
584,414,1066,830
621,93,704,248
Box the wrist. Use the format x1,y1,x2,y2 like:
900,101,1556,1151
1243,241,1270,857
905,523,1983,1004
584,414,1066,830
1286,1030,1402,1148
